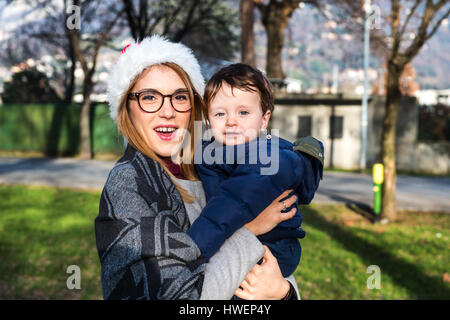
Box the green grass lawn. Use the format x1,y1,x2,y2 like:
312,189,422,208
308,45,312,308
0,184,102,299
297,204,450,299
0,184,449,299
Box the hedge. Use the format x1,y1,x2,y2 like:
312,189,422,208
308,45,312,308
0,104,124,156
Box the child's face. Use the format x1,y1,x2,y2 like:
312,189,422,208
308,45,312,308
208,82,271,145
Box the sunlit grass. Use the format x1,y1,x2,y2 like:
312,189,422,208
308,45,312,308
0,184,102,299
0,184,449,299
296,203,450,299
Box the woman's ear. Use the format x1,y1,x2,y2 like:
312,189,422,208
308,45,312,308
261,110,272,130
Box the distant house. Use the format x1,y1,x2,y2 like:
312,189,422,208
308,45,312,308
415,89,450,106
285,78,302,93
270,93,363,170
270,93,450,174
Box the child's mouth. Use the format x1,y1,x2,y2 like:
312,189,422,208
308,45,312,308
224,131,242,137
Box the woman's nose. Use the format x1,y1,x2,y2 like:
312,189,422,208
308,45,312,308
158,97,176,118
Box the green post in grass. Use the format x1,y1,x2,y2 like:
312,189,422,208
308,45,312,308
372,163,384,218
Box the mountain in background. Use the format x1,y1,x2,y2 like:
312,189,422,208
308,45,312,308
251,4,450,91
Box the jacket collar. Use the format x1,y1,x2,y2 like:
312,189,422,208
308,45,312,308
197,134,293,171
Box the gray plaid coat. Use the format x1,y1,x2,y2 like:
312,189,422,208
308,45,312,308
95,145,206,300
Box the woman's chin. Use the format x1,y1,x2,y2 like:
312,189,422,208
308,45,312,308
151,141,182,159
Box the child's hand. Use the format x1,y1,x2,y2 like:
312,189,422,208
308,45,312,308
244,190,297,236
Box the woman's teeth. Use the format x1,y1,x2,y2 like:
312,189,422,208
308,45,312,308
155,127,176,133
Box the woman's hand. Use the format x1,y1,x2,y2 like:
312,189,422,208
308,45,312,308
234,246,291,300
244,189,297,236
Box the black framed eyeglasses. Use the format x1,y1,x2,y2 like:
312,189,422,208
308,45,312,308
128,89,193,113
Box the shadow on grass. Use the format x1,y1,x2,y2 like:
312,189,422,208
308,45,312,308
317,188,379,223
345,202,379,224
303,207,450,299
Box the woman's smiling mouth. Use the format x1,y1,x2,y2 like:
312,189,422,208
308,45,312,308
154,126,178,141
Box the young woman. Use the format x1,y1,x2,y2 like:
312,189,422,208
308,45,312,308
94,35,299,300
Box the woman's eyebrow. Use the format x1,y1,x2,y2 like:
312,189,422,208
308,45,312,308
171,88,189,92
136,87,188,93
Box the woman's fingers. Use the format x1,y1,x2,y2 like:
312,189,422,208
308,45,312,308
245,270,258,285
240,279,252,291
278,207,297,222
249,263,263,277
283,193,298,208
234,287,252,300
274,189,293,203
235,273,257,300
261,245,276,264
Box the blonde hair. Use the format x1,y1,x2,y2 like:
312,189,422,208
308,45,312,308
116,62,207,203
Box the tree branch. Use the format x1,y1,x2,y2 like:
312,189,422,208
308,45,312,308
390,0,403,59
398,0,423,41
91,9,124,70
123,0,138,40
402,0,449,63
170,0,202,41
424,5,450,41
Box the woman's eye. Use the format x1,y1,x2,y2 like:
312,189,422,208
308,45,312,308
174,94,188,101
141,94,156,101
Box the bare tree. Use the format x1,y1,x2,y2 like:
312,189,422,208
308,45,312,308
122,0,239,60
294,0,448,221
68,0,124,159
240,0,255,66
254,0,353,80
378,0,449,221
255,0,305,79
5,0,78,103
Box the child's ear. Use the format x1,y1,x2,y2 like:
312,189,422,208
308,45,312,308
261,110,271,130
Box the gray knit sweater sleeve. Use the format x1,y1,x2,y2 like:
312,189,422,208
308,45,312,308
201,227,265,300
170,177,265,300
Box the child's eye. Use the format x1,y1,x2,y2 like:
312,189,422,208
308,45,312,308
215,112,225,117
239,111,249,116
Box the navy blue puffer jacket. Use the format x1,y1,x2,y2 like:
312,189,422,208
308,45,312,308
188,134,323,276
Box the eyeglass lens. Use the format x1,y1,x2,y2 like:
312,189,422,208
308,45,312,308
139,90,191,112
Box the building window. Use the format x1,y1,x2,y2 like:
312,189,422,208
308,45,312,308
297,116,312,138
330,116,343,139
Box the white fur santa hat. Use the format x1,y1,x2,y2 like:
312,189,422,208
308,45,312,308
107,35,205,122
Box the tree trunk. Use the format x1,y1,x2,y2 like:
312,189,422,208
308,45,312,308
262,9,288,79
258,1,300,79
380,62,402,221
64,51,76,104
79,77,94,159
240,0,255,67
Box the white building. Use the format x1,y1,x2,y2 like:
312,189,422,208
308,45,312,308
270,93,450,174
415,89,450,106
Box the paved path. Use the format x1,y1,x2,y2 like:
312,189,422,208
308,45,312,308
1,157,449,212
0,157,113,190
314,171,450,212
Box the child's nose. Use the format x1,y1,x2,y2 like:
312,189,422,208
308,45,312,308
226,114,237,126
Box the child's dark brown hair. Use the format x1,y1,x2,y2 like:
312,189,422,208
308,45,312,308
204,63,274,120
